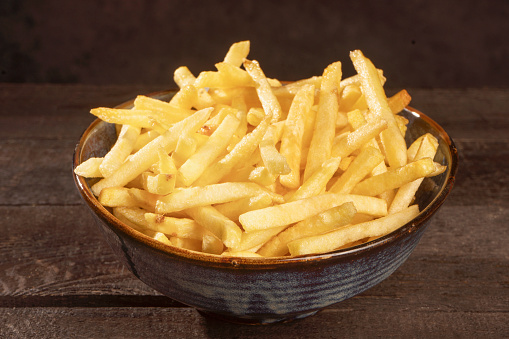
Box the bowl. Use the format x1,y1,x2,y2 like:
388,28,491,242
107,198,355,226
72,90,458,325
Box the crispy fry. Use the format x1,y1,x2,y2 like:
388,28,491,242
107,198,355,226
100,124,141,178
352,158,438,197
244,59,282,123
279,84,315,189
223,40,250,67
178,113,240,186
77,41,445,257
185,205,242,249
74,157,103,178
388,89,412,114
155,182,282,214
350,50,407,168
258,202,356,257
304,61,341,181
329,147,384,194
287,205,419,256
91,107,212,196
239,193,386,232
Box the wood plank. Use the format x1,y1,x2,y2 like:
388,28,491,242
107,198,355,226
0,84,163,139
1,307,506,338
406,88,509,140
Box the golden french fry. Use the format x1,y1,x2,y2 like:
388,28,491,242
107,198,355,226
169,85,198,110
279,84,315,189
193,116,270,186
194,63,255,89
90,108,155,129
223,40,250,67
329,147,384,194
388,89,412,114
395,115,409,136
98,187,138,208
352,157,438,197
258,202,356,257
153,232,173,246
100,124,141,178
287,157,341,202
112,206,155,235
144,213,204,239
389,134,439,214
185,205,242,248
202,233,225,254
155,182,283,214
178,113,240,186
77,41,444,257
133,130,159,152
248,166,277,186
244,59,282,123
214,193,273,221
142,172,176,196
232,225,287,253
127,187,161,212
246,107,265,126
170,236,203,252
133,95,193,125
144,212,225,254
74,157,103,178
332,118,388,159
304,61,341,181
338,84,362,114
259,123,291,176
173,66,196,88
350,50,407,168
172,134,198,167
91,107,212,196
287,205,419,256
239,193,386,232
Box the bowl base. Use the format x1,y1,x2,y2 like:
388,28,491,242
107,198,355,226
197,309,320,325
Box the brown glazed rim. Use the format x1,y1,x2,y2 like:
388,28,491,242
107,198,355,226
72,89,458,267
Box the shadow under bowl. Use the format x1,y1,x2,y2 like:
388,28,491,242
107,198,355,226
72,90,458,324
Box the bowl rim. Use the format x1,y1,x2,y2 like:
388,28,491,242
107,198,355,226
73,89,458,267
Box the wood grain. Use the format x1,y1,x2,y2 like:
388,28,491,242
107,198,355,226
0,85,507,338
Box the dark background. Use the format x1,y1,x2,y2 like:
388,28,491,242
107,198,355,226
1,0,508,89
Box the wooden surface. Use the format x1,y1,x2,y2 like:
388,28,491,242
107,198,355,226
1,84,508,338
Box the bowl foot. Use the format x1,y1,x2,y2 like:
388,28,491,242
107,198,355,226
197,309,320,325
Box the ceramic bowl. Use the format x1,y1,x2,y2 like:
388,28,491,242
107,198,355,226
72,90,458,324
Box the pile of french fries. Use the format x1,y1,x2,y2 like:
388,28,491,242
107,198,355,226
75,41,445,257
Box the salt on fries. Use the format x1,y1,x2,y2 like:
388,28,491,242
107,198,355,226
75,40,446,257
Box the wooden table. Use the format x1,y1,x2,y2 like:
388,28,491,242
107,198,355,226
1,84,507,338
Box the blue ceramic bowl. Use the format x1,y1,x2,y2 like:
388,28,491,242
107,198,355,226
73,90,458,324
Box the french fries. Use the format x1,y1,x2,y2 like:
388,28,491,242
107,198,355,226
76,41,446,257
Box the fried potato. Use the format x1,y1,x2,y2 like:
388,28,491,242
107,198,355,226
178,113,240,186
258,202,356,257
303,62,341,181
279,84,315,189
350,50,407,168
76,41,446,258
91,107,212,196
155,182,283,214
352,158,439,197
239,193,386,232
185,205,242,249
287,205,419,256
74,157,103,178
329,147,384,194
